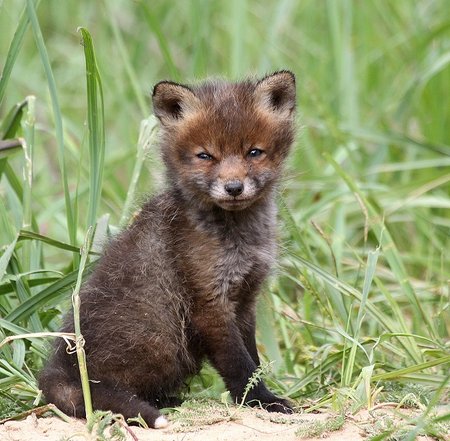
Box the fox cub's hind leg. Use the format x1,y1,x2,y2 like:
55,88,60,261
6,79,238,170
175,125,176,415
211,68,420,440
90,382,168,428
38,368,167,428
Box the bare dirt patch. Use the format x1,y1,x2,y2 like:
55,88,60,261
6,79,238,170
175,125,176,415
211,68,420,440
0,408,365,441
3,402,446,441
0,409,370,441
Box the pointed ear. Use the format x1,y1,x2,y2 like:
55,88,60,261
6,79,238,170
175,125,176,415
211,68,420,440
152,81,200,125
254,71,296,118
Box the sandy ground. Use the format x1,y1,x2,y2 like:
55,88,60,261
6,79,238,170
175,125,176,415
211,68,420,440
0,409,365,441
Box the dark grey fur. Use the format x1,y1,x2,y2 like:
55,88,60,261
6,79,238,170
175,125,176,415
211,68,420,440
39,71,296,428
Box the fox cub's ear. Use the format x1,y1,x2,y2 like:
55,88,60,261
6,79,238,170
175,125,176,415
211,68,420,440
254,71,296,118
152,81,200,125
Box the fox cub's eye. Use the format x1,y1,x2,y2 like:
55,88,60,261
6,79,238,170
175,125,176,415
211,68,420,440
248,148,264,158
197,152,213,160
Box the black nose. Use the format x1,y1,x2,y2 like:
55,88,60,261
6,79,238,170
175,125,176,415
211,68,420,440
224,181,244,197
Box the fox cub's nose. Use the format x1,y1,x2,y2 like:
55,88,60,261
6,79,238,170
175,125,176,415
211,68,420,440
224,181,244,197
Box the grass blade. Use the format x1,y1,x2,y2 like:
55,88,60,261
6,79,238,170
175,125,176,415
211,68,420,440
372,355,450,381
20,96,35,275
119,116,158,227
0,100,27,141
107,6,148,116
18,230,99,255
5,263,94,324
342,247,380,386
140,3,180,81
26,0,75,246
0,3,35,105
71,227,95,420
0,237,18,281
78,28,105,231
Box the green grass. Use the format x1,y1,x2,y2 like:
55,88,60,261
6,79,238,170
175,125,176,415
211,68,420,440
0,0,449,438
295,414,345,438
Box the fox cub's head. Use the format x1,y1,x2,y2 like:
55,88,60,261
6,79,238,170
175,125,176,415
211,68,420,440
152,71,296,211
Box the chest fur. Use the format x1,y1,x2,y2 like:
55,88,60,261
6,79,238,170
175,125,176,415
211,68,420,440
214,235,275,298
178,219,277,302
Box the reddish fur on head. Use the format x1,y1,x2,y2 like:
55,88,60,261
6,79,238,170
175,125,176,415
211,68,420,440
152,71,296,210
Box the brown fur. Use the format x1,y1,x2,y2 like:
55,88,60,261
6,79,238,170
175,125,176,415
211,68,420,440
39,71,297,428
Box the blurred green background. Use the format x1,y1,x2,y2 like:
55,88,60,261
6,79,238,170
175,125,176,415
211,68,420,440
0,0,449,433
1,1,449,235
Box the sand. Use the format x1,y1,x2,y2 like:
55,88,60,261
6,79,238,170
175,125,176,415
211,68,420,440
0,409,365,441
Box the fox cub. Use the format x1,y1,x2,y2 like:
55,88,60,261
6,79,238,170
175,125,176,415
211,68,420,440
39,71,296,428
